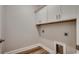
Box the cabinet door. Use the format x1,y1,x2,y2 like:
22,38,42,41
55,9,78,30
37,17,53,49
61,5,76,20
36,6,47,23
48,5,61,21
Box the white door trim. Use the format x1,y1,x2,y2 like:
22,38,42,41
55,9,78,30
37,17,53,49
54,41,66,54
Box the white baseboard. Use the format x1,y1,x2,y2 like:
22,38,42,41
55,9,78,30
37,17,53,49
39,44,55,54
4,43,54,54
76,50,79,54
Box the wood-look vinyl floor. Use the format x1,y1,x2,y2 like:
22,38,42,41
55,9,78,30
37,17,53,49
17,46,49,54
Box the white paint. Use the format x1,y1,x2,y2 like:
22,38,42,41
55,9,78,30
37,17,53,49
47,5,61,21
4,43,54,54
39,21,76,54
36,5,77,23
61,5,77,20
0,5,78,53
35,6,47,23
76,6,79,45
0,6,4,53
36,6,78,54
2,6,40,52
76,50,79,54
40,37,54,50
39,43,55,54
4,43,41,54
33,5,46,12
0,6,2,38
0,43,4,53
54,41,66,54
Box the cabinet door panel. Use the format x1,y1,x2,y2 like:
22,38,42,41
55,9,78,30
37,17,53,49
61,5,76,20
48,5,61,21
36,6,47,23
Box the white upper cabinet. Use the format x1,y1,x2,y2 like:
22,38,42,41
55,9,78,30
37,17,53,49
36,5,77,23
36,6,47,23
47,5,61,21
61,5,77,20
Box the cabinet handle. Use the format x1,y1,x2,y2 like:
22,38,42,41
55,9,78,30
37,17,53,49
59,14,61,19
56,15,58,19
56,14,61,19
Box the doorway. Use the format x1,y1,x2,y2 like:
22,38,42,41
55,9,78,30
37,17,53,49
56,44,63,54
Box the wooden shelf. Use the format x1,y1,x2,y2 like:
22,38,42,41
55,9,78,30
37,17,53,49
36,18,76,26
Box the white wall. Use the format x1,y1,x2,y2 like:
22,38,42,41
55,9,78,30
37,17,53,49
0,6,3,39
33,5,46,12
1,5,77,53
0,6,3,53
39,21,76,53
2,6,40,52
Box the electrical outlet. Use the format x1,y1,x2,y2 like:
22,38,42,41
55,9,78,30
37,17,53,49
64,33,68,36
42,30,45,33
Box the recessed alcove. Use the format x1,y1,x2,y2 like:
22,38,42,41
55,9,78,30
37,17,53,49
36,18,76,54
